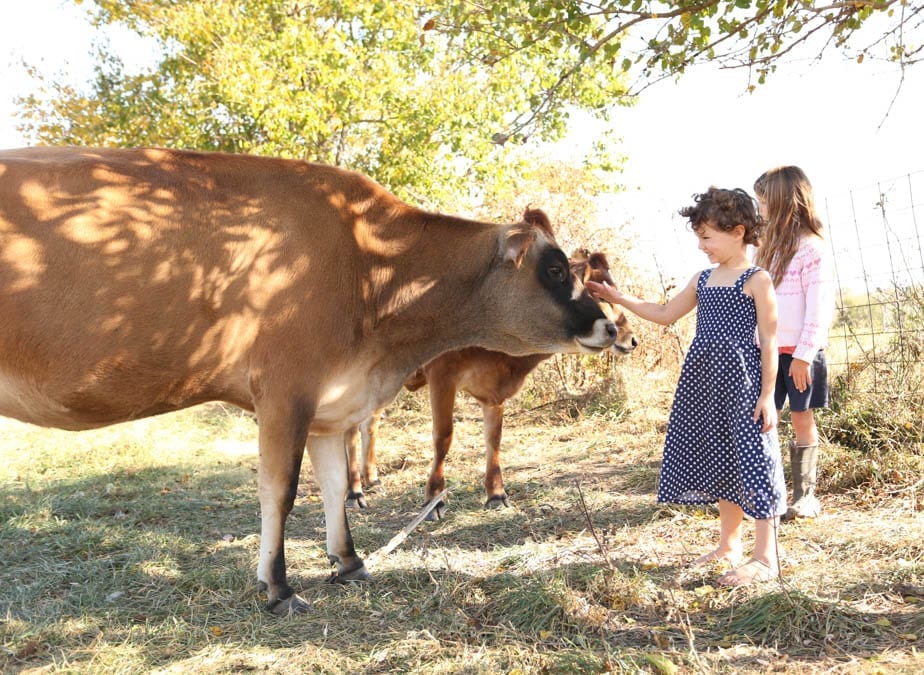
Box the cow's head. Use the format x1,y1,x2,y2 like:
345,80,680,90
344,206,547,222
484,209,617,356
570,248,639,354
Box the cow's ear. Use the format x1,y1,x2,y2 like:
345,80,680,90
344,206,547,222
588,251,609,270
502,224,536,269
522,208,554,238
570,247,590,263
587,252,615,285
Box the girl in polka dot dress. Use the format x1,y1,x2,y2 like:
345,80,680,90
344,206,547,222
588,187,786,586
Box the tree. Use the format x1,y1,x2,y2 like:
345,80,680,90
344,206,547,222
17,1,919,205
17,0,628,207
434,0,922,138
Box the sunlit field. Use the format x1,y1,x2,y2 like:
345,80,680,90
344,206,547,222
2,336,921,673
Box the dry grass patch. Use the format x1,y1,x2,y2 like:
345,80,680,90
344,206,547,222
1,362,922,673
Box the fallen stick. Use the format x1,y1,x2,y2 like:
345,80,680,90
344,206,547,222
365,488,449,566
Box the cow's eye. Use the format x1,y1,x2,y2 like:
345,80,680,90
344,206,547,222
547,263,567,283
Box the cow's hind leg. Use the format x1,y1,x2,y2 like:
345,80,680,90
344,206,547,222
308,434,371,583
482,402,509,509
344,425,368,509
360,413,383,492
255,402,313,616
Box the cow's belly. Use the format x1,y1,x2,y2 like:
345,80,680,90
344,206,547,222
0,364,240,431
0,372,94,430
308,367,403,436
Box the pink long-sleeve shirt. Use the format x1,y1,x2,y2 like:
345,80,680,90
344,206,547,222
775,235,836,363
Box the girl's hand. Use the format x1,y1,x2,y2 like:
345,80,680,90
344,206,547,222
585,279,623,304
753,395,778,432
789,358,811,393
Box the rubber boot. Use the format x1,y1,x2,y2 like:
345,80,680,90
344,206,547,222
782,441,821,521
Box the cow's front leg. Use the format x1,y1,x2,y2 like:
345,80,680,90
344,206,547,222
482,403,509,509
255,403,312,616
307,434,371,583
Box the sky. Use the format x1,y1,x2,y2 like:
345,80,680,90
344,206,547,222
3,1,923,286
599,53,924,287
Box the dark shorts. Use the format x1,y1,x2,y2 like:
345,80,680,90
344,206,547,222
775,351,829,412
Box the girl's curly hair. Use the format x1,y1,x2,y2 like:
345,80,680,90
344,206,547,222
679,187,764,246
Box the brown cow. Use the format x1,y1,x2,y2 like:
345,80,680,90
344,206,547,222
346,249,637,518
0,146,617,615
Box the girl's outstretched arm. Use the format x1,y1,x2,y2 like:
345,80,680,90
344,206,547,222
586,272,699,327
748,269,779,432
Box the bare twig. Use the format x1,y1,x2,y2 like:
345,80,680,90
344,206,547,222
365,488,449,566
885,475,924,495
508,391,594,418
574,481,614,570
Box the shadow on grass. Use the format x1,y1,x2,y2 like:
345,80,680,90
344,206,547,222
300,562,913,669
2,477,917,675
1,461,263,615
2,417,919,673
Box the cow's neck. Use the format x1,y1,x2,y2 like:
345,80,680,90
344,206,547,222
358,213,503,377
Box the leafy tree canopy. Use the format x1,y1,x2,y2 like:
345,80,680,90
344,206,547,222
16,1,920,206
19,0,628,206
433,0,920,139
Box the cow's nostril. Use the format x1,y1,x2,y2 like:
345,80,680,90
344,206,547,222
631,336,639,348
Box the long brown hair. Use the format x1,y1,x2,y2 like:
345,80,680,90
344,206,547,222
753,166,824,286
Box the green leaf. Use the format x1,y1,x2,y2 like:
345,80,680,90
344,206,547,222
643,653,679,675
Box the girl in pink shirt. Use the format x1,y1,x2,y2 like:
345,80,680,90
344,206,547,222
754,166,836,520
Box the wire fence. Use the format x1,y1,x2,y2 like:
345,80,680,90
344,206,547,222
822,169,924,394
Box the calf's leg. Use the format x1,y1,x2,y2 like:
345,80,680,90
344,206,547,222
426,380,457,520
360,413,382,490
482,402,509,508
344,425,368,509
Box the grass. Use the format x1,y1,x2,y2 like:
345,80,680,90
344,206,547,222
1,365,922,674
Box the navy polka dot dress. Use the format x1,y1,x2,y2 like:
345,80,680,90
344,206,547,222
658,267,787,519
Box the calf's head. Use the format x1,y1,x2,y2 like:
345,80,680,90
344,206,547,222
570,248,639,355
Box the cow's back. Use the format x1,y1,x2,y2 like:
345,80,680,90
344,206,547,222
0,148,371,428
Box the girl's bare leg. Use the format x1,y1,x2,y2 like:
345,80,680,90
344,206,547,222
790,409,818,446
718,517,781,586
692,500,744,566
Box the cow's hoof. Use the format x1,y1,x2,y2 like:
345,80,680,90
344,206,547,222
346,491,368,509
365,479,384,494
328,564,372,584
485,494,510,509
424,500,446,521
264,592,311,616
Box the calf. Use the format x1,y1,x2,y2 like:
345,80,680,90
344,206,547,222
347,250,637,518
0,147,618,615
